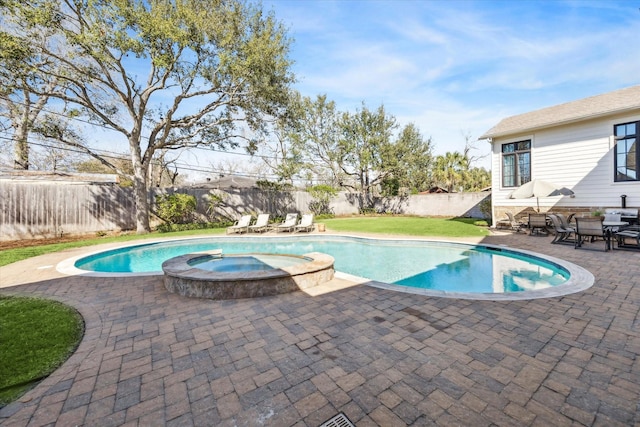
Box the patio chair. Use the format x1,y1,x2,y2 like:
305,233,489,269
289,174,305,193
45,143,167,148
557,213,576,232
528,213,548,236
294,213,315,233
275,213,298,233
547,214,575,244
248,214,270,233
614,226,640,250
506,212,526,233
574,217,609,251
226,214,252,234
603,213,622,232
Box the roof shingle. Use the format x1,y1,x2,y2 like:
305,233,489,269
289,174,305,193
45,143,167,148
480,84,640,139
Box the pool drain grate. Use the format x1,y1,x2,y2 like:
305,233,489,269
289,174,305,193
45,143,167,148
319,412,355,427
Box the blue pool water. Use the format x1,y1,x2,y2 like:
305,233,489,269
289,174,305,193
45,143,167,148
74,236,570,294
189,254,310,272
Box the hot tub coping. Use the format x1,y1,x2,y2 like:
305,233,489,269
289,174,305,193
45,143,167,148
162,251,335,299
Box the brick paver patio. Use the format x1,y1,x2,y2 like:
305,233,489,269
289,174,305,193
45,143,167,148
0,231,638,426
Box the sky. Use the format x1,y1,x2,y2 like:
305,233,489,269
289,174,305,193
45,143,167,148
249,0,640,171
4,0,639,181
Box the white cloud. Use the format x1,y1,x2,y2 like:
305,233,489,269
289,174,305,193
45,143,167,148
261,0,640,169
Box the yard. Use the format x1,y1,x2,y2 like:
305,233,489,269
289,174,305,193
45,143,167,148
0,218,638,426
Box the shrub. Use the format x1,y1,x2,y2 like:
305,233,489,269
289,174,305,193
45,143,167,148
478,196,492,222
307,185,337,216
155,193,197,224
203,192,226,222
155,221,232,233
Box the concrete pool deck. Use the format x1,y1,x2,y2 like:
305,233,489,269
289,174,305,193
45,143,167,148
0,231,638,426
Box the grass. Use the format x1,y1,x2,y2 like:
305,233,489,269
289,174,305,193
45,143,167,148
0,227,226,267
0,296,84,407
322,216,490,237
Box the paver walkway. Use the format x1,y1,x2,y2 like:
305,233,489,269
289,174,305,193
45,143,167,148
0,232,638,426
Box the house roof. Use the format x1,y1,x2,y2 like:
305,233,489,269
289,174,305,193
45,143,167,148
479,84,640,139
190,175,257,189
419,186,449,194
0,169,119,184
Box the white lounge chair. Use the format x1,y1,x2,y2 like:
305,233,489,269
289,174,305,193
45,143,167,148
249,214,270,233
275,213,298,233
294,214,314,232
226,214,252,234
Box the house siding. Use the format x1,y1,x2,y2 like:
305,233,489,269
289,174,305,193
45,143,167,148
491,111,640,225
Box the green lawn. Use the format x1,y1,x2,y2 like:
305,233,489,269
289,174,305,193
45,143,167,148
0,227,227,267
322,216,489,237
0,296,84,407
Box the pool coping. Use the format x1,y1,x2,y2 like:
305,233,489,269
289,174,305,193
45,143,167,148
55,234,595,301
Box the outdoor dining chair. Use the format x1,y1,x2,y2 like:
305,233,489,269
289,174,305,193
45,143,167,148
614,226,640,250
547,214,575,244
528,213,548,236
574,217,610,251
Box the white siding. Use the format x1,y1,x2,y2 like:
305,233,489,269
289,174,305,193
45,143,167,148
491,111,640,222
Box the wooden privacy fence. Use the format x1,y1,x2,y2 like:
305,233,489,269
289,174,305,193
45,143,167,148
1,181,490,241
0,181,135,241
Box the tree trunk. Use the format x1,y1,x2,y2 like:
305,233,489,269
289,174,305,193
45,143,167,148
13,126,29,170
130,137,151,234
132,171,151,234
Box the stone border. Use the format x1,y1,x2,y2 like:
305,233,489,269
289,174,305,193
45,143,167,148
162,251,335,299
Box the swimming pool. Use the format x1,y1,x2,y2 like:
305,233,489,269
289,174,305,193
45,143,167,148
61,235,594,300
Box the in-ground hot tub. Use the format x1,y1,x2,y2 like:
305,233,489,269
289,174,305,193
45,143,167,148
162,250,334,299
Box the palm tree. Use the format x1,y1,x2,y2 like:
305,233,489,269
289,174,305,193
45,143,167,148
432,152,466,192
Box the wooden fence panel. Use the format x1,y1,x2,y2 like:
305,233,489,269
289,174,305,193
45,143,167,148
0,182,135,240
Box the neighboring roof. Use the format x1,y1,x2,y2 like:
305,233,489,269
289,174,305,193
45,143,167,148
190,175,257,189
480,84,640,139
419,186,449,194
0,169,119,184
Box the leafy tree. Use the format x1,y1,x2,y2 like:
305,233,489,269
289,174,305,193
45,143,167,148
256,91,305,184
379,123,433,195
432,151,467,193
337,103,397,208
0,11,61,170
464,166,491,192
288,94,343,186
3,0,295,233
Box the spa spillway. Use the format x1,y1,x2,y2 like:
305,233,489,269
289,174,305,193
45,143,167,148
162,250,335,299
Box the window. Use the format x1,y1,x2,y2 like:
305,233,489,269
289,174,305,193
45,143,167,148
502,140,531,187
615,121,638,182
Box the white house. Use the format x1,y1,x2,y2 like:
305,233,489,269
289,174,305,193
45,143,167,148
480,84,640,226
